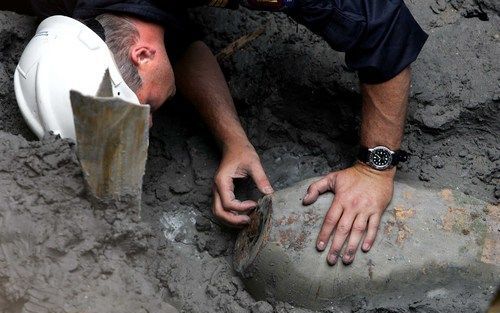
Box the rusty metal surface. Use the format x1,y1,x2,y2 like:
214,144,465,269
234,179,500,311
235,196,273,274
70,74,149,205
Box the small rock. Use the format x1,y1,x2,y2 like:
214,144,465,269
409,303,441,313
219,297,247,313
168,282,180,297
195,216,212,232
196,236,229,257
155,185,170,202
169,175,192,194
100,262,114,275
486,148,499,162
430,0,447,14
174,232,186,242
470,212,480,219
251,301,273,313
492,91,500,102
419,168,431,182
430,155,444,169
103,208,118,224
143,193,157,206
206,285,218,298
234,290,254,310
449,0,463,10
61,252,79,272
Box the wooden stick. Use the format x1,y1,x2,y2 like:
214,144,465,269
216,21,270,61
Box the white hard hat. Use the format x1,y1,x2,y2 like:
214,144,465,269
14,15,140,140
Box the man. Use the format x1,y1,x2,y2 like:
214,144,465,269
21,0,427,266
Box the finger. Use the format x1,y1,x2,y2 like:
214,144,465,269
362,214,381,252
316,198,343,251
303,173,337,205
216,174,257,212
326,213,355,266
249,162,274,194
212,188,250,227
342,214,368,265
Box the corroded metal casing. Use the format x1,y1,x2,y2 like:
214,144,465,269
234,179,499,311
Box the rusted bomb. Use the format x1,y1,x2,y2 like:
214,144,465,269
234,178,499,311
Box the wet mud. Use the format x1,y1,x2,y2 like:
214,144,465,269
0,0,499,312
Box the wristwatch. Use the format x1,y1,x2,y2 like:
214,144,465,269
357,146,409,171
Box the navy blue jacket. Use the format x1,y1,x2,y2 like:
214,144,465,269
287,0,428,83
29,0,428,83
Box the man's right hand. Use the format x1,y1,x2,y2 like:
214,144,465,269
173,42,273,226
212,142,273,227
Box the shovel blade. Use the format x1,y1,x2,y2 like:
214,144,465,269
70,89,149,204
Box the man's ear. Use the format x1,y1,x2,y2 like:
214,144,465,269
131,46,156,67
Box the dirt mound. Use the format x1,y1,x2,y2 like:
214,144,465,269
0,0,498,312
0,132,178,313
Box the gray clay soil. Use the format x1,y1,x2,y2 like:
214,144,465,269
0,0,498,312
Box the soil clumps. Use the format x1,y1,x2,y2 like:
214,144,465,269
0,0,498,312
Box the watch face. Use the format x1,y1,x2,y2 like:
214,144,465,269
368,147,393,170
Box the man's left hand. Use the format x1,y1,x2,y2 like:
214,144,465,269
303,162,395,265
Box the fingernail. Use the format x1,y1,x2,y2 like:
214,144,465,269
264,186,274,194
317,241,325,251
343,254,352,264
327,254,338,265
303,193,310,201
362,243,371,251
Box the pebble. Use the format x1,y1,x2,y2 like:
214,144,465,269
195,215,212,232
251,301,274,313
431,155,445,169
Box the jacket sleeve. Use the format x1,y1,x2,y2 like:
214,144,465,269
288,0,428,84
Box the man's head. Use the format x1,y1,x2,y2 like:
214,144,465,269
95,14,175,112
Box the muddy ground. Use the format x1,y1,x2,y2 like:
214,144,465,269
0,0,498,312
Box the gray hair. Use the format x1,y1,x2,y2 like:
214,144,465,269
95,14,142,92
